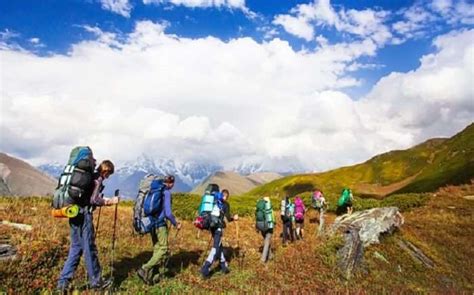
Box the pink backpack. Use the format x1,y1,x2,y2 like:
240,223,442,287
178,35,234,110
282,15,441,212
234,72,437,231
294,197,305,221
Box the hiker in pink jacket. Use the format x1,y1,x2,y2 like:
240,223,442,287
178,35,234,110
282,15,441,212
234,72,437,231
294,196,306,240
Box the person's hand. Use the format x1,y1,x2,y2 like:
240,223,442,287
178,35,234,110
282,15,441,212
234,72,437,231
233,214,239,221
176,222,182,230
105,197,119,206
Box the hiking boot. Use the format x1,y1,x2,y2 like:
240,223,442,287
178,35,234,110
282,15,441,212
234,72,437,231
55,282,70,295
220,262,230,274
200,262,211,279
137,268,152,285
91,277,112,290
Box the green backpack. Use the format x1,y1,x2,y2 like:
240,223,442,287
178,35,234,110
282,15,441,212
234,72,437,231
256,198,274,232
338,188,352,206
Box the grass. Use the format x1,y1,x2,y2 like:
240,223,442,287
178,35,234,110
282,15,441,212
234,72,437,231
0,183,473,293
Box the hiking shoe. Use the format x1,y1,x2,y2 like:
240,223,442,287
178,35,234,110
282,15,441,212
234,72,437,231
137,268,152,285
200,262,211,279
93,278,113,290
55,283,70,295
220,262,230,274
91,278,112,290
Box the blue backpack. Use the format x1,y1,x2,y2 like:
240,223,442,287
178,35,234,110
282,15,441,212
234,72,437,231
195,183,224,230
133,174,166,234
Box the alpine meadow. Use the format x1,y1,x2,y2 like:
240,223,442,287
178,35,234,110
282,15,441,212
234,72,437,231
1,0,474,294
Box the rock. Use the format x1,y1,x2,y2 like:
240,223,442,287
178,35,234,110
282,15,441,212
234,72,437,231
330,207,404,279
331,207,404,247
463,195,474,201
337,226,365,280
1,220,33,231
0,244,17,261
397,239,435,268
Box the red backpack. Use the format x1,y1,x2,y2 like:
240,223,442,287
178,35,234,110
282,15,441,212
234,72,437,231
294,197,305,221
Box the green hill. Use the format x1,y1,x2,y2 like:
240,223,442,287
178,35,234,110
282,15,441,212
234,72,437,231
248,123,474,200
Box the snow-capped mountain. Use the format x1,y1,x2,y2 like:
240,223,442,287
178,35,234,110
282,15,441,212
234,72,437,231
38,154,302,199
38,163,63,179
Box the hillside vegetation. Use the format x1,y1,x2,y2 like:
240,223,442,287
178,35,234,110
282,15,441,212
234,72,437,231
1,184,473,293
248,123,474,199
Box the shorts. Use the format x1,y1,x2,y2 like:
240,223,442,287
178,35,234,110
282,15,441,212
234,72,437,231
295,219,304,227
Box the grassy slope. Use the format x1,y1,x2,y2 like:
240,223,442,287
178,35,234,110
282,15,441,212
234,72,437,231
0,184,473,293
248,123,474,199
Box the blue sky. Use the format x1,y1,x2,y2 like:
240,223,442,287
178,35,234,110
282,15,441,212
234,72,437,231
1,0,473,171
1,0,469,98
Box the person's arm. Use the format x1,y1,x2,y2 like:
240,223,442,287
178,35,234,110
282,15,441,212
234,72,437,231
90,177,106,206
163,190,178,227
224,202,234,222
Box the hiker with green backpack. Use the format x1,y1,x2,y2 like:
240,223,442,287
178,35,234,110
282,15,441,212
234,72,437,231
255,196,275,263
280,196,295,246
54,147,119,292
336,188,354,215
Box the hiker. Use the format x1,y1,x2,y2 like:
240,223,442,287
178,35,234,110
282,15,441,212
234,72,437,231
294,196,306,240
200,187,238,278
312,190,327,235
137,175,182,285
57,160,119,291
336,188,354,215
255,196,275,263
280,196,295,246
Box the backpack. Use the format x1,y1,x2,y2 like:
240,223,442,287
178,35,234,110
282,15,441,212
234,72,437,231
52,146,95,210
294,197,305,221
133,174,166,234
338,188,351,207
312,190,323,209
194,183,223,230
255,198,274,232
287,203,295,222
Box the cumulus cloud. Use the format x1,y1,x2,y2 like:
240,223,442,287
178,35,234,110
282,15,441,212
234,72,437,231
1,22,472,173
99,0,132,17
359,29,474,144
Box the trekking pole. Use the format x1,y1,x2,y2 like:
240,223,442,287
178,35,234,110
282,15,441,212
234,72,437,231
199,235,213,266
164,226,180,268
94,206,102,239
110,189,120,282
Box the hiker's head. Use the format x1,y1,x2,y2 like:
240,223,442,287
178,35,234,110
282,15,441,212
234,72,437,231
98,160,114,179
164,175,175,189
222,189,229,200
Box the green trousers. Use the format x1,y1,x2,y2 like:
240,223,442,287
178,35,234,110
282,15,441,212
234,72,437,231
142,226,169,281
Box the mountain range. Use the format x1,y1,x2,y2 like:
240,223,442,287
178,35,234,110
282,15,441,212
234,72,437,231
38,155,288,198
249,122,474,198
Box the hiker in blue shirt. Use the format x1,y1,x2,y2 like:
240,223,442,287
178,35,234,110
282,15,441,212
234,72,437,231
137,175,182,285
200,188,238,278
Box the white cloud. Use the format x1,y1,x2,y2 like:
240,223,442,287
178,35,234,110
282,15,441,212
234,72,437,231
1,22,472,173
359,29,474,143
143,0,256,18
273,15,314,41
273,0,392,46
99,0,132,17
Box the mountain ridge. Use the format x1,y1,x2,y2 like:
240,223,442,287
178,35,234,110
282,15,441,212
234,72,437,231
248,123,474,198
